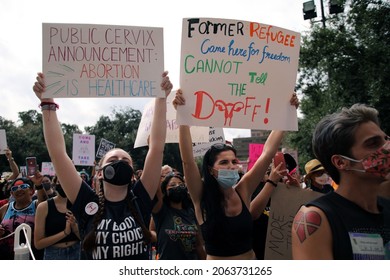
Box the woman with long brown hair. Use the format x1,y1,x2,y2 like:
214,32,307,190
33,71,173,259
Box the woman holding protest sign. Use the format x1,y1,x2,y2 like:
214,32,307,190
32,71,173,259
173,89,299,260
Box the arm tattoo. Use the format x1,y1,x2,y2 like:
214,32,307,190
293,210,321,243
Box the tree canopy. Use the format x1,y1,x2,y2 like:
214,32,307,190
288,0,390,171
0,106,182,176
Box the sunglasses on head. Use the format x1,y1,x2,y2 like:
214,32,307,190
210,143,234,150
11,184,30,192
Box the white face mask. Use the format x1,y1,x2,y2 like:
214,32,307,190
314,173,329,185
215,169,240,189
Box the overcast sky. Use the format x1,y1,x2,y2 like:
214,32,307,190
0,0,310,141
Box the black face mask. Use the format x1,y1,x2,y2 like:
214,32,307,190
102,160,134,186
55,184,67,198
167,185,187,203
42,182,52,191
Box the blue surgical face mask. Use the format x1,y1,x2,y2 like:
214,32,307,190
215,169,240,189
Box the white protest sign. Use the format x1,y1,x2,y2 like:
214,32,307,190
41,162,56,176
42,23,164,98
20,166,27,177
177,18,300,131
72,134,95,166
192,127,225,157
0,130,7,154
96,138,116,159
134,91,209,148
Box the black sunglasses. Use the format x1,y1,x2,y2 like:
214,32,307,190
210,143,234,150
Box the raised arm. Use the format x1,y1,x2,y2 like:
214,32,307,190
33,73,82,203
140,71,172,199
148,217,157,244
237,130,285,204
236,93,299,205
174,90,204,206
249,162,283,220
30,170,49,205
5,148,19,180
151,181,163,214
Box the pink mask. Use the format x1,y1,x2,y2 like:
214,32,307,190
341,141,390,178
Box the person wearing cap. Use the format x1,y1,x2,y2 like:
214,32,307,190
0,177,45,259
303,159,334,194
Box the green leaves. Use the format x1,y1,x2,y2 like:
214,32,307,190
288,0,390,172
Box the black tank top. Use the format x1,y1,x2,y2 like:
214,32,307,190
200,192,253,257
45,198,79,244
307,192,390,259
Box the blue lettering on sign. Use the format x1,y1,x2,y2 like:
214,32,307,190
259,45,290,64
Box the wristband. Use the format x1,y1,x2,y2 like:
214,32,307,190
40,104,58,111
35,184,43,190
39,102,59,111
266,179,278,187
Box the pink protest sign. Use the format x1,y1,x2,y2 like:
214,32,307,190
248,143,264,171
177,18,300,131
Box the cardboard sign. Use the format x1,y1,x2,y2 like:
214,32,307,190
0,130,7,154
42,23,164,98
264,185,323,260
96,138,116,159
177,18,300,131
72,133,95,166
134,91,209,148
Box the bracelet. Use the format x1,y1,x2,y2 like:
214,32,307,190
35,184,43,190
266,179,278,187
64,230,69,236
7,157,14,162
41,104,57,111
39,102,59,111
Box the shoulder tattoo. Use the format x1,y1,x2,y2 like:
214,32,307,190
293,210,322,243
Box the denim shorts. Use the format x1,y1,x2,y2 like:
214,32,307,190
44,242,81,260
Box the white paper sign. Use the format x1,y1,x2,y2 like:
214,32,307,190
192,127,225,157
42,23,164,98
41,162,56,176
72,134,95,166
178,18,300,131
20,166,27,177
134,91,209,148
96,138,116,159
0,130,7,154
